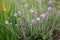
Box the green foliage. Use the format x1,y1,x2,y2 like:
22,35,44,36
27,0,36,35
0,0,60,40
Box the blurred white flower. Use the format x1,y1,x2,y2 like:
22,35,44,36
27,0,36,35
5,20,9,25
30,9,35,13
14,13,17,17
17,11,21,14
24,3,28,8
34,11,38,14
48,0,53,5
10,22,12,25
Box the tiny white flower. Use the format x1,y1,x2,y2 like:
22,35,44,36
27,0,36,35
17,11,21,14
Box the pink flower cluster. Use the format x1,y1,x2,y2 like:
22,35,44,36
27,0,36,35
14,11,21,17
32,17,41,23
5,11,22,25
48,7,55,11
31,13,48,23
30,9,37,14
5,20,12,25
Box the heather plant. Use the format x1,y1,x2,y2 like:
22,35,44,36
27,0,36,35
0,0,60,40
